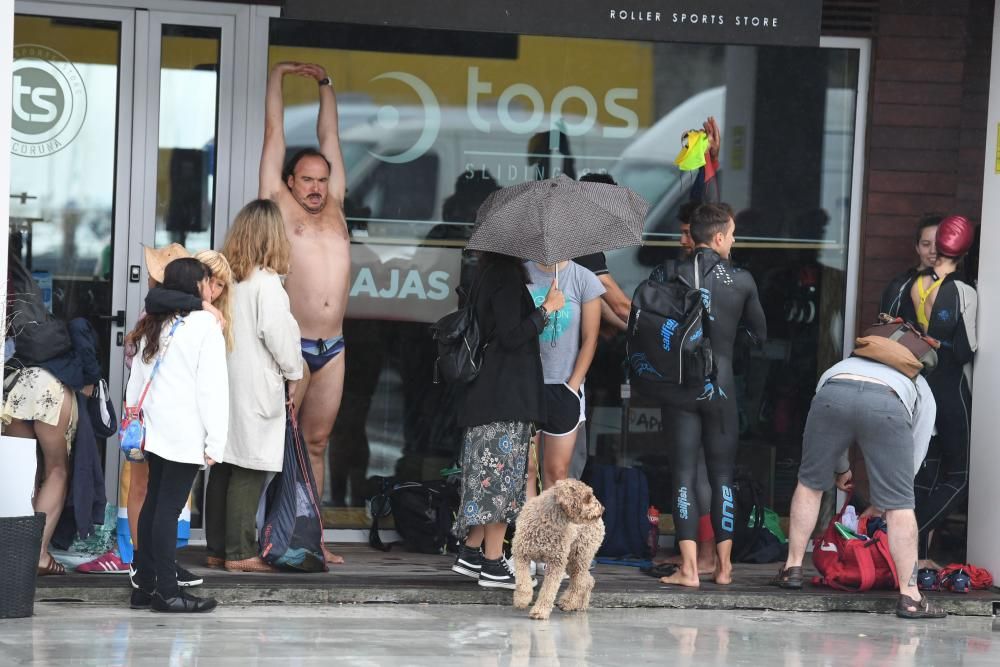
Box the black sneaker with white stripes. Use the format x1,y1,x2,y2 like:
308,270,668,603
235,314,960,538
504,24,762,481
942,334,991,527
478,557,537,590
176,564,203,588
451,545,483,580
129,562,203,588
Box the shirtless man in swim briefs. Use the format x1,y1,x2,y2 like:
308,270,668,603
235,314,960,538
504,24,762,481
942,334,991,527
259,61,349,564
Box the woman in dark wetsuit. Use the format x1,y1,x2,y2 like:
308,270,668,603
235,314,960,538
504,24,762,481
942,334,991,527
901,215,978,567
651,204,767,588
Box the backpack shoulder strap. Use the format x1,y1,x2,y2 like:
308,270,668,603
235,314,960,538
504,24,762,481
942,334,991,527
854,543,878,591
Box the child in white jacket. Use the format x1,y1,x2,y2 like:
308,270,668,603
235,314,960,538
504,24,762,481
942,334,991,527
125,258,228,613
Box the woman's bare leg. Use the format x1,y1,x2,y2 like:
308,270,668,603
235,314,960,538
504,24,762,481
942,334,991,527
541,430,577,490
127,461,149,552
30,388,73,564
526,436,540,500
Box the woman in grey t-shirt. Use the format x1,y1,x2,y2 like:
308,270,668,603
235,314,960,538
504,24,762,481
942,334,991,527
524,260,605,498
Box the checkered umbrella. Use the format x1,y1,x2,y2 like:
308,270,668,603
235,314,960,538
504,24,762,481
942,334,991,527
466,174,648,266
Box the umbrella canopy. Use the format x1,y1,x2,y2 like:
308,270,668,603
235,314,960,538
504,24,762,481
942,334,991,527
466,174,648,266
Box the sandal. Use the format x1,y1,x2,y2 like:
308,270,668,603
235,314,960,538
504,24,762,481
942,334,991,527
224,557,278,573
640,562,679,578
37,554,67,576
770,565,803,589
896,593,947,619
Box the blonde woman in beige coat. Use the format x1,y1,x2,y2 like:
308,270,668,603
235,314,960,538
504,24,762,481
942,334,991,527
205,200,304,572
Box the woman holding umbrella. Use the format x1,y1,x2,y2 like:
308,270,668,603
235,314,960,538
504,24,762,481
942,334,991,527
452,173,647,585
450,252,564,590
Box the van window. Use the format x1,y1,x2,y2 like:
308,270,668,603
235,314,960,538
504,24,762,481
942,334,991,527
614,163,679,212
353,152,439,224
341,141,374,173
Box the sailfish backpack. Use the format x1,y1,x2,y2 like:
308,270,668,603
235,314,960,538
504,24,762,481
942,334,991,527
626,256,714,392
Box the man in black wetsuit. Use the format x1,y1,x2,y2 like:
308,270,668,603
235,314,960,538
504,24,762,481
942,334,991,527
654,203,767,588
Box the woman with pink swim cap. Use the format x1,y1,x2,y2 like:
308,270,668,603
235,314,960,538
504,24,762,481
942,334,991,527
902,214,978,568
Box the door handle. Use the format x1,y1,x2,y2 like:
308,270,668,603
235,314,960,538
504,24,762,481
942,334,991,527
99,310,126,327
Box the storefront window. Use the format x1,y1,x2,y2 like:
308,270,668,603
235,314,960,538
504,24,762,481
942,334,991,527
10,15,122,380
269,21,861,524
153,25,221,252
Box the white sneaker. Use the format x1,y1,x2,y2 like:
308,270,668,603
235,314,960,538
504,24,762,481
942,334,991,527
479,557,537,590
537,561,570,580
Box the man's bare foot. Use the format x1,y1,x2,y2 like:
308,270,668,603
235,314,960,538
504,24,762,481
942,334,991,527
323,545,345,565
660,568,700,588
917,558,941,570
713,564,733,585
696,559,717,576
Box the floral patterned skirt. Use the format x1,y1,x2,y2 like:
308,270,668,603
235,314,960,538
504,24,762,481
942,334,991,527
2,367,77,450
453,420,533,538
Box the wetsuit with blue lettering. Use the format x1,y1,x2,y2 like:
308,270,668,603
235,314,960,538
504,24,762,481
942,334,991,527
651,248,767,543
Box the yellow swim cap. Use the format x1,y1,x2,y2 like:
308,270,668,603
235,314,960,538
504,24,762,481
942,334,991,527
674,130,709,171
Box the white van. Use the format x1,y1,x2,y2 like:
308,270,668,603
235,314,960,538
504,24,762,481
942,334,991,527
286,103,636,239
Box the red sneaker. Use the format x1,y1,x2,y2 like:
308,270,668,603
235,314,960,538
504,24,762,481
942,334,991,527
77,550,129,574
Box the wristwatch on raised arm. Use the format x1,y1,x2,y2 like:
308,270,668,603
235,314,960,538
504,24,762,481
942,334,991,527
538,305,550,323
318,76,333,88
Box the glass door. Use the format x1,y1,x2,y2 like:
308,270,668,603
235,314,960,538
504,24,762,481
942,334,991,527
135,11,236,255
10,2,136,497
129,9,237,536
10,4,238,534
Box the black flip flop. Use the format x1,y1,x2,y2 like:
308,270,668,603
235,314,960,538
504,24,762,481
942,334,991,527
640,562,678,578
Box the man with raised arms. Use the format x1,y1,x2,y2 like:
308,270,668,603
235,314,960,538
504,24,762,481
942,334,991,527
259,61,349,564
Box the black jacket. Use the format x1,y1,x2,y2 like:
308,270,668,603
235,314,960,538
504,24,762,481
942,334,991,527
39,318,102,390
879,267,918,318
458,261,546,429
52,392,107,548
144,286,203,315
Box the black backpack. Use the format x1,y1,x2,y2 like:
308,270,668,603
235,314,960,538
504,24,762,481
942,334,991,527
626,255,714,389
429,270,488,384
6,252,72,365
369,479,461,554
729,478,767,562
584,463,652,558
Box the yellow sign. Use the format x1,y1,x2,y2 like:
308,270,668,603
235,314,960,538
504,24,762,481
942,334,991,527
996,123,1000,174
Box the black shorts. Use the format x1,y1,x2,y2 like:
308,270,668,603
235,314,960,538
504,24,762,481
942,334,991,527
538,383,585,437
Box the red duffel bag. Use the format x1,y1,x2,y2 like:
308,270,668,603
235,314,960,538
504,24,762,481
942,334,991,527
812,498,899,592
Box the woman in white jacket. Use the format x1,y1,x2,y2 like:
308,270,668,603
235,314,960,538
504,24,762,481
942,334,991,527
205,199,303,572
125,258,228,614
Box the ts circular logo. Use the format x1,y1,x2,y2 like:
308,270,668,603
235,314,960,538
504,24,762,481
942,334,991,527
11,45,87,158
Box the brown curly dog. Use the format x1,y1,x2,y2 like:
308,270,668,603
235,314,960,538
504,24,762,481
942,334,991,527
511,479,605,620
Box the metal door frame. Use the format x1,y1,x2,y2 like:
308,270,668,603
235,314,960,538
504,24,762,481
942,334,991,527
15,1,137,499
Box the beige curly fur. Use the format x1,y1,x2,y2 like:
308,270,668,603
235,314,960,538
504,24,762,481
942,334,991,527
511,479,605,620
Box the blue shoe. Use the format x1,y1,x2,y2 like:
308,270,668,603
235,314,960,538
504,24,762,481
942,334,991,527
946,569,971,593
917,568,939,591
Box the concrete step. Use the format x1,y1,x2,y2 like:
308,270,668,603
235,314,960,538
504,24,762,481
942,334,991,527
36,545,999,616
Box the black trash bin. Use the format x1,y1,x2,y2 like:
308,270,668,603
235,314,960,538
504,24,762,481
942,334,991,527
0,512,45,619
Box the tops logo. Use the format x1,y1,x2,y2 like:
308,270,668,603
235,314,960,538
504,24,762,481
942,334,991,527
369,66,639,162
11,45,87,158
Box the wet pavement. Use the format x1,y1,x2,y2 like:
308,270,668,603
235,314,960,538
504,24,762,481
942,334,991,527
2,603,998,666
